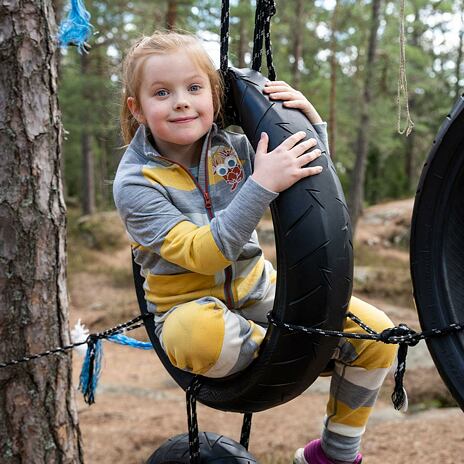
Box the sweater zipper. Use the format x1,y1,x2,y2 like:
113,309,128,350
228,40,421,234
201,140,235,309
158,141,235,309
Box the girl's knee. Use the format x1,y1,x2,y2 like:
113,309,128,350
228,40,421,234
160,299,265,377
161,300,226,375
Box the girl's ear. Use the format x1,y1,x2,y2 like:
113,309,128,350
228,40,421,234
127,97,146,124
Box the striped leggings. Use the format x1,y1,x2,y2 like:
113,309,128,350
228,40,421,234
156,288,397,461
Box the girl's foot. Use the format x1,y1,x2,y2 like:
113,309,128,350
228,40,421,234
293,439,362,464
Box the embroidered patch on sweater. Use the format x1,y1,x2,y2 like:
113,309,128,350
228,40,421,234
212,147,244,191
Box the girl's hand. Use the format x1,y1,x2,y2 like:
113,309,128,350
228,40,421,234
263,81,323,125
251,131,323,193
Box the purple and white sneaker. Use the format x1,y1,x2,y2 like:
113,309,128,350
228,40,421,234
293,439,362,464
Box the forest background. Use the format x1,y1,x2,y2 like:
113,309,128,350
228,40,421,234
58,0,464,223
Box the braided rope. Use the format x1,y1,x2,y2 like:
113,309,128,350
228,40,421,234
220,0,230,75
0,315,149,369
251,0,277,80
240,412,253,450
186,377,202,464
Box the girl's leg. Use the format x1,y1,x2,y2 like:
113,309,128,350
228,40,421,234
320,296,398,462
158,296,266,378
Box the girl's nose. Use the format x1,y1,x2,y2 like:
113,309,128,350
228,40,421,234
174,95,190,110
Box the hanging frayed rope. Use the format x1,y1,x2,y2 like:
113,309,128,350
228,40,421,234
78,334,102,405
75,322,153,405
58,0,93,53
397,0,415,136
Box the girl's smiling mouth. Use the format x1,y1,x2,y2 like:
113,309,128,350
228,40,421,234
170,116,198,123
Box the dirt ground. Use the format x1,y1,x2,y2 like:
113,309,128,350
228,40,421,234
69,199,464,463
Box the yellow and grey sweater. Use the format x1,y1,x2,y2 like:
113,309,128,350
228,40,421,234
113,123,329,316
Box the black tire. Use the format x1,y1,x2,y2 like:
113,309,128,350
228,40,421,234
410,95,464,410
145,432,257,463
134,67,353,413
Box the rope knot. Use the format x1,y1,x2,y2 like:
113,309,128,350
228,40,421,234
379,323,419,346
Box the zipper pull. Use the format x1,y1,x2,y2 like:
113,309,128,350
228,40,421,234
204,192,212,209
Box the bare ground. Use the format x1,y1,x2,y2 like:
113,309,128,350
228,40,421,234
69,199,464,463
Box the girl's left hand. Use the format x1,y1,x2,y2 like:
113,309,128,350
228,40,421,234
263,81,323,125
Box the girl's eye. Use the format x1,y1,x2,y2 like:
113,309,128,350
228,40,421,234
189,84,202,92
224,155,237,168
215,164,228,176
155,89,168,97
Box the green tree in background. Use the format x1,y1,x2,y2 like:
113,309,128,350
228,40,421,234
57,0,463,221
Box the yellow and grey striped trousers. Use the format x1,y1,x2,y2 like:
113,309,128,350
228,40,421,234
156,287,397,453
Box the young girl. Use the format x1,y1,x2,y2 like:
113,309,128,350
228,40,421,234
113,31,397,464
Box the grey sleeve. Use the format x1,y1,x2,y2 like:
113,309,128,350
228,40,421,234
211,177,278,261
114,168,277,268
313,122,330,156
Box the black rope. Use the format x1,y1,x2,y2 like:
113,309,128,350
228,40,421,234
0,314,151,369
251,0,276,80
3,303,464,412
240,412,253,450
220,0,230,75
267,312,464,410
186,376,202,464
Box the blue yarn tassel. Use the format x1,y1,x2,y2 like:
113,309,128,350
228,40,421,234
58,0,93,53
79,336,102,405
78,334,153,405
108,334,153,350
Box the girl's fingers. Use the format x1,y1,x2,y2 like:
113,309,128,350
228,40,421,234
298,150,321,167
266,91,298,101
256,132,269,156
301,165,323,177
265,80,290,87
279,131,307,150
291,138,318,156
283,99,307,107
263,85,293,93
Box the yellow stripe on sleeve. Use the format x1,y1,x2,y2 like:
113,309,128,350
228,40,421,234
232,256,265,302
142,164,196,191
145,272,226,312
160,221,231,275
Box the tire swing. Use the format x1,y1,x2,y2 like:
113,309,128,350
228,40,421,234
410,95,464,411
132,1,353,461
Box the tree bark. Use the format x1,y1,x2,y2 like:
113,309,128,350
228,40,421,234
0,1,84,463
404,2,420,193
348,0,382,233
291,0,305,88
166,0,177,30
80,52,96,215
455,3,464,99
328,0,340,160
237,0,248,68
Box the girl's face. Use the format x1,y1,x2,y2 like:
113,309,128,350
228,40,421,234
128,50,214,161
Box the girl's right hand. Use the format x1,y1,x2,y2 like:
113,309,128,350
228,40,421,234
251,131,323,193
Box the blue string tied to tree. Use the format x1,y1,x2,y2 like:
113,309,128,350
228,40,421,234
78,334,102,405
58,0,93,53
77,330,152,405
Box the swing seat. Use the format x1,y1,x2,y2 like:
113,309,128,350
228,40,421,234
133,67,353,413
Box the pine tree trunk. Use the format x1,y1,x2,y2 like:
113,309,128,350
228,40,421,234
455,5,464,99
166,0,177,30
237,0,248,68
291,0,305,88
0,1,84,463
348,0,382,233
328,0,340,160
80,52,96,215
